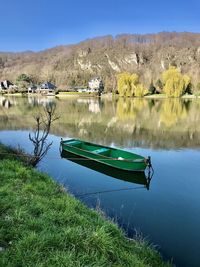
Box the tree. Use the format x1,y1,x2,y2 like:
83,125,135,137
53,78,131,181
162,66,191,97
117,72,147,97
192,82,200,96
135,84,148,97
98,80,104,96
28,104,59,166
196,82,200,95
129,74,139,96
16,73,31,83
149,81,156,95
197,82,200,91
155,79,163,93
185,82,192,95
16,73,32,93
117,73,133,96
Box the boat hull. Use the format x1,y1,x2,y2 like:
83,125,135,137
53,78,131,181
60,139,148,172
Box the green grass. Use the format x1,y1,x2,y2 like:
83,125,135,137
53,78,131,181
57,92,97,97
144,94,167,98
0,145,172,267
145,93,200,99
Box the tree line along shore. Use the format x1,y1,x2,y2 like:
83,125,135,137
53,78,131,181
0,143,172,267
1,66,200,98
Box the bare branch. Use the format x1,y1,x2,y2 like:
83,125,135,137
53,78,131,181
28,103,59,167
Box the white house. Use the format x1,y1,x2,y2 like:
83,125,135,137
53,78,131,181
0,80,17,91
77,88,88,93
88,77,104,93
28,84,38,93
36,82,57,95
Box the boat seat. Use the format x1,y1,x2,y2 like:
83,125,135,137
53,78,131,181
93,148,109,154
67,140,81,146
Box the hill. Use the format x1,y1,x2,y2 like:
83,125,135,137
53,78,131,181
0,32,200,91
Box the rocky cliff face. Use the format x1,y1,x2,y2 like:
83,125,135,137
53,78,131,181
0,32,200,90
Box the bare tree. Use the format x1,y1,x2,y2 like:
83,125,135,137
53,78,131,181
29,103,59,166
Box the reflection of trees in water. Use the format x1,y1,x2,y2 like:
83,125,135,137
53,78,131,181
159,99,187,127
1,96,200,148
116,98,195,130
54,98,200,148
116,98,148,121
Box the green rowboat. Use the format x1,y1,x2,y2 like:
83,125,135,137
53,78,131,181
60,139,151,172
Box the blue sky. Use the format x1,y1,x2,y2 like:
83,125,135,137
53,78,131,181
0,0,199,52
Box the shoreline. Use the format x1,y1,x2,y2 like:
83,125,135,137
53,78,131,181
1,91,200,99
0,143,172,267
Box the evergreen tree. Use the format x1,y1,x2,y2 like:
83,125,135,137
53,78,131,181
16,73,32,93
149,81,156,95
155,79,163,93
16,73,31,83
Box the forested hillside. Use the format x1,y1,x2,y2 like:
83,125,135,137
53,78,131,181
1,32,200,91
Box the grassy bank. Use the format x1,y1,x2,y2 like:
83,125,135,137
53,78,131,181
57,92,97,98
0,145,172,267
145,93,200,99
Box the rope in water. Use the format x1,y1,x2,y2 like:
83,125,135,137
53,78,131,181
75,186,146,197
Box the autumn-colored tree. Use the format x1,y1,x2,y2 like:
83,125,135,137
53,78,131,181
193,82,200,96
135,84,148,97
117,73,132,96
162,67,191,97
117,72,147,97
129,74,139,96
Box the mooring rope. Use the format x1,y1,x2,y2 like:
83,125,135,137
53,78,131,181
74,185,146,197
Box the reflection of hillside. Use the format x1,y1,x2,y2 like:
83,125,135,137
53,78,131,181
0,96,200,148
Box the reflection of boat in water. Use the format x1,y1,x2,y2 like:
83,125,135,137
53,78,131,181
60,150,153,190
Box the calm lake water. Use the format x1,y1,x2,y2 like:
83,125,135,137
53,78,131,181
0,95,200,267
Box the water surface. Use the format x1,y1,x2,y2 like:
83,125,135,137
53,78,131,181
0,95,200,267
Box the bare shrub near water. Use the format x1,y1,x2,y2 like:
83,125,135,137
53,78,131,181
29,103,59,166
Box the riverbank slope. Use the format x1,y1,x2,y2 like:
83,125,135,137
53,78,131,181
0,144,171,267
